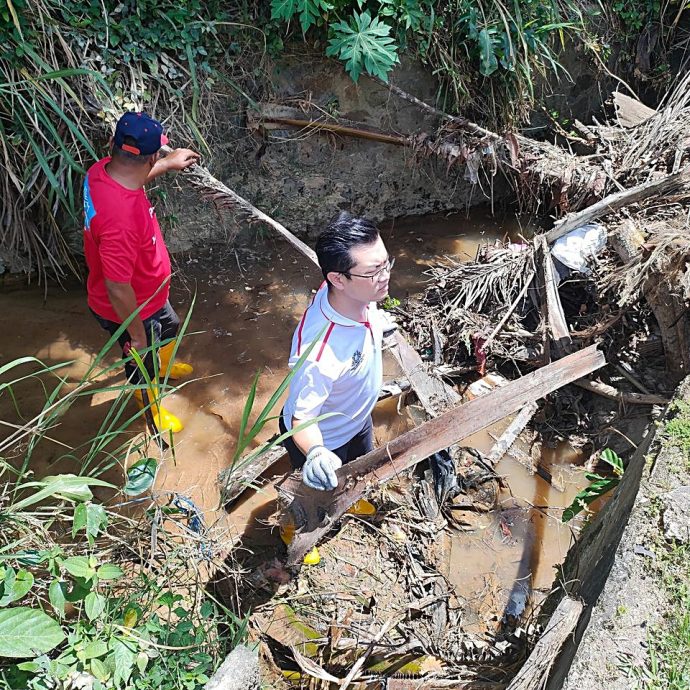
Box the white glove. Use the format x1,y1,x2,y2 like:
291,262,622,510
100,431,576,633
303,446,342,491
380,311,398,337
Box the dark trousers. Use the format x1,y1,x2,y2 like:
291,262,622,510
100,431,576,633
91,300,180,383
279,412,374,469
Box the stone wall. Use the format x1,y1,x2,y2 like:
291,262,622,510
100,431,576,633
539,379,690,689
161,56,511,253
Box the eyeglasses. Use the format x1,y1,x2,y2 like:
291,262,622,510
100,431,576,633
345,257,395,282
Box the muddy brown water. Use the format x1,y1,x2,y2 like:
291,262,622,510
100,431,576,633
0,208,590,626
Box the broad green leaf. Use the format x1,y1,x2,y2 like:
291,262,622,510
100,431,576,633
0,568,33,606
111,637,136,685
48,580,67,618
96,564,123,581
601,448,624,476
86,504,108,543
72,503,87,538
326,11,399,82
136,650,148,674
62,556,96,580
84,592,105,621
0,607,65,658
82,639,108,660
478,28,499,76
12,475,114,512
124,458,157,496
90,657,110,682
271,0,298,22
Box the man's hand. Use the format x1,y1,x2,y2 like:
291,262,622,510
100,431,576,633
303,446,342,491
146,148,200,183
161,148,200,172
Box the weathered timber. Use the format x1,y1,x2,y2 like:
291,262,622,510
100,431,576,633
219,379,412,506
537,236,573,358
613,92,656,128
282,345,606,565
546,166,690,243
251,105,408,146
573,378,670,405
611,219,690,381
486,402,538,466
506,596,583,690
389,332,461,416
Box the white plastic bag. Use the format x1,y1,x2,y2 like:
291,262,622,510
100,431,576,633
551,222,607,275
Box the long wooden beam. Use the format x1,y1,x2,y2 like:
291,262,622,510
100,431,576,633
282,344,606,565
545,166,690,243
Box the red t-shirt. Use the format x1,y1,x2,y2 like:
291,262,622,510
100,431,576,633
83,158,171,322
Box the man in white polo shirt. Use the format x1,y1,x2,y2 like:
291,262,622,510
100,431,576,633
280,212,394,491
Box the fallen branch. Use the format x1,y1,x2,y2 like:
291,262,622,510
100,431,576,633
481,269,535,353
546,166,690,243
505,596,583,690
486,402,538,466
252,105,408,146
573,378,670,405
282,345,605,565
537,236,572,358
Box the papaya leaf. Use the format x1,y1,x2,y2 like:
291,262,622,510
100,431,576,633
326,11,399,82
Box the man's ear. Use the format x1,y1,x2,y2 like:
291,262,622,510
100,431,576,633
327,271,347,291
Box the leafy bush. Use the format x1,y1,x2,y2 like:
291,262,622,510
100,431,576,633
268,0,586,121
0,313,245,689
562,448,625,522
0,0,232,281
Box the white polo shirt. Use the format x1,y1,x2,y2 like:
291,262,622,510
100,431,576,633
282,283,384,449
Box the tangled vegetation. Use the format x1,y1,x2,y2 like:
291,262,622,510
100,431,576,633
0,313,244,689
2,0,689,280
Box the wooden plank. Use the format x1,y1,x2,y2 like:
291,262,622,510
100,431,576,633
545,166,690,244
218,379,413,506
573,378,670,405
537,236,572,358
389,332,461,416
486,402,538,466
282,345,606,565
506,596,583,690
613,92,656,128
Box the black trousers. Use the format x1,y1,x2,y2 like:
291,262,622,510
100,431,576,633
91,300,180,383
279,412,374,469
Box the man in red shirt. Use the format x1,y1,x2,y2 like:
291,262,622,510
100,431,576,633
83,112,199,434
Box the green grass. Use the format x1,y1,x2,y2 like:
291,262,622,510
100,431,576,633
663,400,690,455
631,542,690,689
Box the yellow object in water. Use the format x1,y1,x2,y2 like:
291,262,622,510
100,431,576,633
302,547,321,565
279,521,295,545
346,498,376,516
280,521,321,565
133,387,183,433
159,340,194,380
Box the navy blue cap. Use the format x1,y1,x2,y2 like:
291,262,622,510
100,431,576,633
113,112,168,156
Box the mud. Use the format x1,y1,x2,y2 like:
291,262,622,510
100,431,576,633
1,208,603,644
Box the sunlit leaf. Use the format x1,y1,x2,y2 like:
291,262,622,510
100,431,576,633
0,607,64,658
124,458,157,496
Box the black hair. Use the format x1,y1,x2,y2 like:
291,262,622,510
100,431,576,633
315,211,380,284
111,135,157,165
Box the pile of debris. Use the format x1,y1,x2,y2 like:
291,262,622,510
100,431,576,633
250,479,531,689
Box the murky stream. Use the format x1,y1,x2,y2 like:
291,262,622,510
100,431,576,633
0,208,590,627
